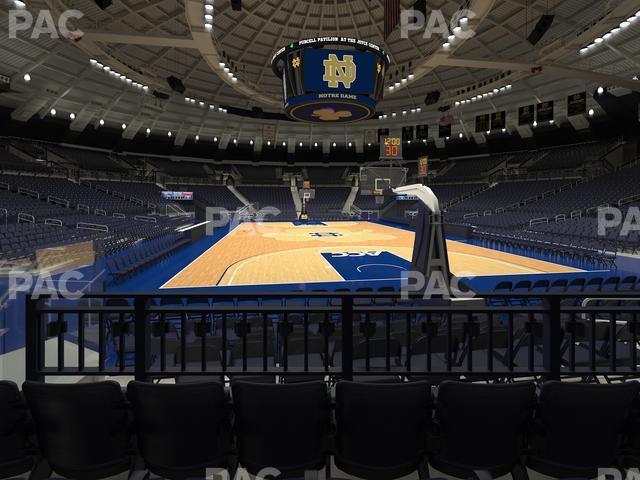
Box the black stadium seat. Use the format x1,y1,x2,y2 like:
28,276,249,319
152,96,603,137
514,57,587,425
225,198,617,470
0,381,34,479
232,380,330,478
22,381,135,480
526,381,640,478
334,381,432,479
2,377,640,479
429,381,536,479
127,381,231,479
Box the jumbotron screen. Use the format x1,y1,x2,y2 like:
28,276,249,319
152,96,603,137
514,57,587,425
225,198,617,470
271,37,389,123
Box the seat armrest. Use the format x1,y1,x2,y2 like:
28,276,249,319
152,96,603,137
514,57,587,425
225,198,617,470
472,470,494,480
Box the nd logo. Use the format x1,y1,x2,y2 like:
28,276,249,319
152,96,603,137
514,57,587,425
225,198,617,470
323,54,357,89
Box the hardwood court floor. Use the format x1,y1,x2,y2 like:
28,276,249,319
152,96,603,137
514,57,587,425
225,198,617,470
161,221,580,289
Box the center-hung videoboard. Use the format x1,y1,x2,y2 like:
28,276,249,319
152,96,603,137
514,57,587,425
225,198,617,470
271,37,390,123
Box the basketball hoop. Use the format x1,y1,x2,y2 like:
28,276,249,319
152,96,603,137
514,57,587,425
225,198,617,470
359,163,407,196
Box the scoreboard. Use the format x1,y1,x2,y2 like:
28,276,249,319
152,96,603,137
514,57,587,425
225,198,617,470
162,191,193,201
380,137,403,160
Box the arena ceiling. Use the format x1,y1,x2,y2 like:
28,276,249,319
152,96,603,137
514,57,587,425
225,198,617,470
0,0,639,146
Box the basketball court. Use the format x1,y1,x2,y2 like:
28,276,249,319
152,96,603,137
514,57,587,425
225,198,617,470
161,221,580,289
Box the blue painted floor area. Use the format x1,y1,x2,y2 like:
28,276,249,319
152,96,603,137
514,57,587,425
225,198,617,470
105,221,634,293
322,251,411,281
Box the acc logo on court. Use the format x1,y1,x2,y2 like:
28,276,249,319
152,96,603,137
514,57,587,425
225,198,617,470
323,54,357,89
331,251,384,258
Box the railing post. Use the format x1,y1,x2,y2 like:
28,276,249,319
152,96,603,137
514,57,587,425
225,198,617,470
134,296,150,382
25,295,43,382
341,296,354,381
543,297,562,380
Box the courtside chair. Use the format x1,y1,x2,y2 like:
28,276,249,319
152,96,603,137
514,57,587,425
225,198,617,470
490,281,512,307
232,381,331,478
584,277,604,292
0,381,34,479
618,275,637,291
566,277,585,292
334,381,432,480
127,381,231,480
23,381,137,480
510,280,532,306
429,381,535,480
549,278,569,293
530,279,550,294
526,381,640,478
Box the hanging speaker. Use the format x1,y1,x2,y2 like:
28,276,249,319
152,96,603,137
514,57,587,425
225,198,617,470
166,76,186,94
0,74,10,93
424,91,441,106
527,15,555,46
412,0,427,16
231,0,242,11
92,0,112,9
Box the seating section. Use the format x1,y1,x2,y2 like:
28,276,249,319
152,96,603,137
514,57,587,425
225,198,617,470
0,137,637,265
0,144,51,174
106,233,190,282
529,139,618,171
529,204,640,250
146,157,209,177
166,184,244,210
432,139,618,180
306,186,351,220
48,146,128,172
353,190,379,210
88,180,170,208
304,166,350,185
0,175,151,215
0,175,188,260
238,185,297,220
439,154,508,180
451,165,640,253
430,183,486,206
446,179,571,216
6,380,640,480
236,165,280,184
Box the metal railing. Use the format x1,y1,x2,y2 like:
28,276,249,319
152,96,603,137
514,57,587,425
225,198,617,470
24,291,640,383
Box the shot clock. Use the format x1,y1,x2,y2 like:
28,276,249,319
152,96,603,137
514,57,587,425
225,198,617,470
380,137,403,160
